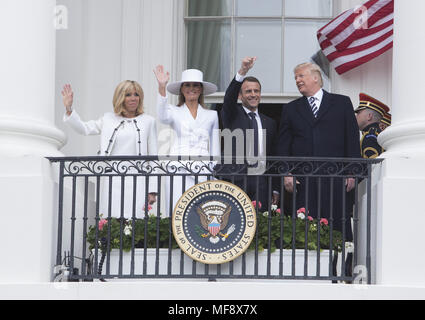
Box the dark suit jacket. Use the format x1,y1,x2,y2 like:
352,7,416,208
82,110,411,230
276,90,360,238
277,90,360,158
219,77,277,207
221,78,277,159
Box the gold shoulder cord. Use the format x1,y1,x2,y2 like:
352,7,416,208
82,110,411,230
362,147,379,159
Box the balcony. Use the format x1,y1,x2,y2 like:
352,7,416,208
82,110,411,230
48,155,382,283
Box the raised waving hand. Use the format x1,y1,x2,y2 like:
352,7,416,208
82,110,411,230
62,84,74,115
153,65,170,97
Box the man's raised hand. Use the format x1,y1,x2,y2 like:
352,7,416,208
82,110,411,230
239,56,257,76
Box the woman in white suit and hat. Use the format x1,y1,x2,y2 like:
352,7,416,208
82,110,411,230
154,66,220,216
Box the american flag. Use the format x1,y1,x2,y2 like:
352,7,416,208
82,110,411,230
317,0,393,75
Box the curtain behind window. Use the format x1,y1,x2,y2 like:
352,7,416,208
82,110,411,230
187,0,231,91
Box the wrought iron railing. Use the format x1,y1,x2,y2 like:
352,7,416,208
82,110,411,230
48,155,383,283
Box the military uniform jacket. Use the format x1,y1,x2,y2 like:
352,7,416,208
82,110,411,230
360,122,383,159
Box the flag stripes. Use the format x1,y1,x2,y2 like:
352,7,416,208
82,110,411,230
317,0,394,74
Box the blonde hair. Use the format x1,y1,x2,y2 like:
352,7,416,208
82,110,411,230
294,62,323,87
113,80,144,116
177,83,206,108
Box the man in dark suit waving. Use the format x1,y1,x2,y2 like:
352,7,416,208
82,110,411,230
220,57,277,208
277,62,360,239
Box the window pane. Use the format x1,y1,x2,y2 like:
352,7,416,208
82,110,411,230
187,20,231,91
283,20,330,94
285,0,332,17
236,0,282,17
236,20,282,93
188,0,232,16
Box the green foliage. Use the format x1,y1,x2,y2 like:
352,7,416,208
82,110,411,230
87,215,178,252
87,209,343,253
249,208,343,253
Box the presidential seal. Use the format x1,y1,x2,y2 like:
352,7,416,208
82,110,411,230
172,180,257,264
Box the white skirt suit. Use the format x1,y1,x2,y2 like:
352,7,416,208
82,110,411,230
157,94,220,216
64,110,158,219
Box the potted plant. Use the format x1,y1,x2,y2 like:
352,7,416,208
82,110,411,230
86,203,343,277
251,203,343,252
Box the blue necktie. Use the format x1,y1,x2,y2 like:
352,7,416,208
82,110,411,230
309,96,319,118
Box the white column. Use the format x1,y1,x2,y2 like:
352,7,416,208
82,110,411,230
378,0,425,156
374,0,425,286
0,0,66,156
0,0,64,282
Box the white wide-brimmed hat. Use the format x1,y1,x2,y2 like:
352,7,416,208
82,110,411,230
167,69,217,96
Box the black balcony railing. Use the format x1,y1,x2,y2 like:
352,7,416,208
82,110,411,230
48,155,383,283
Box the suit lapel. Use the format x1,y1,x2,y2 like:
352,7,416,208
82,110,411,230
316,90,331,120
259,114,266,129
260,113,276,151
298,90,332,125
298,96,315,126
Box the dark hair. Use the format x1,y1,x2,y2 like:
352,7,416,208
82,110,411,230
177,83,205,107
241,76,262,91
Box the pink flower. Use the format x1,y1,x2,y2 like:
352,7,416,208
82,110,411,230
143,204,153,212
307,216,314,222
252,201,262,209
320,218,329,226
296,207,306,219
276,208,281,214
98,219,108,231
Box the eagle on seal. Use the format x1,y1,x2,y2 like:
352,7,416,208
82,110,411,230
196,200,231,244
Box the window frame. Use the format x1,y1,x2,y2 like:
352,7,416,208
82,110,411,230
183,0,336,104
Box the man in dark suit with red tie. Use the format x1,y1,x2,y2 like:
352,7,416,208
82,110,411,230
220,57,277,208
277,62,361,239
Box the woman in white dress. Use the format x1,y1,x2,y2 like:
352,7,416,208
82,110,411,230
61,80,158,219
153,66,220,216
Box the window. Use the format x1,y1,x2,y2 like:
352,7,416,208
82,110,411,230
185,0,333,98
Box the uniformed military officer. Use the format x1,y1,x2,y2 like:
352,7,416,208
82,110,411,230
354,93,390,159
379,111,391,131
345,93,390,281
